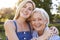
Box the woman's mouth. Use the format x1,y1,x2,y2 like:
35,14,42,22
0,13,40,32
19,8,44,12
33,24,41,28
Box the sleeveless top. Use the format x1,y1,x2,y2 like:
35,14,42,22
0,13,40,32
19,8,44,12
6,20,32,40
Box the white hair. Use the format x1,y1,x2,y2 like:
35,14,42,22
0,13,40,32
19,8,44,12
33,8,49,26
32,8,50,31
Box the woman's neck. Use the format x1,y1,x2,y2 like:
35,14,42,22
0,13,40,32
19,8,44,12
17,17,26,23
38,25,46,36
38,30,44,36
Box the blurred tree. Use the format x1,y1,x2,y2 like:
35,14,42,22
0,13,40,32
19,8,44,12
57,6,60,13
53,14,60,23
17,0,23,5
2,8,15,20
55,14,60,21
32,0,53,23
0,8,15,22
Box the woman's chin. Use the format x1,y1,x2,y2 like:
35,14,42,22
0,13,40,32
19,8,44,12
20,14,30,18
35,28,40,31
23,15,30,18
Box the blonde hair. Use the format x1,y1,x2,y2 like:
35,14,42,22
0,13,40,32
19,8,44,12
13,0,35,20
32,8,49,26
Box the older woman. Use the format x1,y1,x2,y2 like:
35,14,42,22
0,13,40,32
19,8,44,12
4,0,35,40
29,8,60,40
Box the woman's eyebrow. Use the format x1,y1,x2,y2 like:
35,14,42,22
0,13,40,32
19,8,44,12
23,5,26,8
28,7,32,9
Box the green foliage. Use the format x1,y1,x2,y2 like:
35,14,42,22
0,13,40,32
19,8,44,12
55,14,60,19
52,14,60,23
0,23,6,40
0,32,6,40
57,6,60,13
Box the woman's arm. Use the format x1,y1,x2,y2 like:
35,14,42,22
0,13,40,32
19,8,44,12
4,20,19,40
31,29,53,40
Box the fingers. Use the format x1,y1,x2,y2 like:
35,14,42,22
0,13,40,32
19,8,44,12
50,26,59,35
44,29,54,38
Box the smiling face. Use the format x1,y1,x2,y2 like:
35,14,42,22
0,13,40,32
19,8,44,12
20,2,33,18
30,11,47,31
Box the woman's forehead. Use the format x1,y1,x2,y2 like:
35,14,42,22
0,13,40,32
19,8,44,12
26,3,32,6
32,12,43,18
26,1,34,8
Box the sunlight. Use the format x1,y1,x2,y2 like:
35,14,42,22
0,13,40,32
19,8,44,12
0,0,18,9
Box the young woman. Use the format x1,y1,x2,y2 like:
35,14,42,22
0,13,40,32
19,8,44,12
28,8,60,40
4,0,35,40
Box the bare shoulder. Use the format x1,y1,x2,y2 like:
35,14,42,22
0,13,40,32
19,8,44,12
4,20,15,30
4,20,13,26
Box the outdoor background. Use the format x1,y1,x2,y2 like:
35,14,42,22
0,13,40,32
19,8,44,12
0,0,60,40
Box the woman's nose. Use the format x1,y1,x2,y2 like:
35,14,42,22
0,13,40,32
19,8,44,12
25,9,27,12
36,21,39,24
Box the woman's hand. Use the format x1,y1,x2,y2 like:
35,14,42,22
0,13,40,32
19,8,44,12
31,29,54,40
50,26,59,35
42,29,54,40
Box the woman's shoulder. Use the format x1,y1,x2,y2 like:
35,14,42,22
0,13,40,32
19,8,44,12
4,20,14,26
4,20,15,29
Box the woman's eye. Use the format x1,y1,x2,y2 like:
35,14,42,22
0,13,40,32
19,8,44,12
38,19,41,21
23,6,26,8
32,20,35,21
28,7,32,10
28,8,32,11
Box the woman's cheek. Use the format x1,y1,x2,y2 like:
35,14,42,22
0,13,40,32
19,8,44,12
29,11,32,16
32,23,36,28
